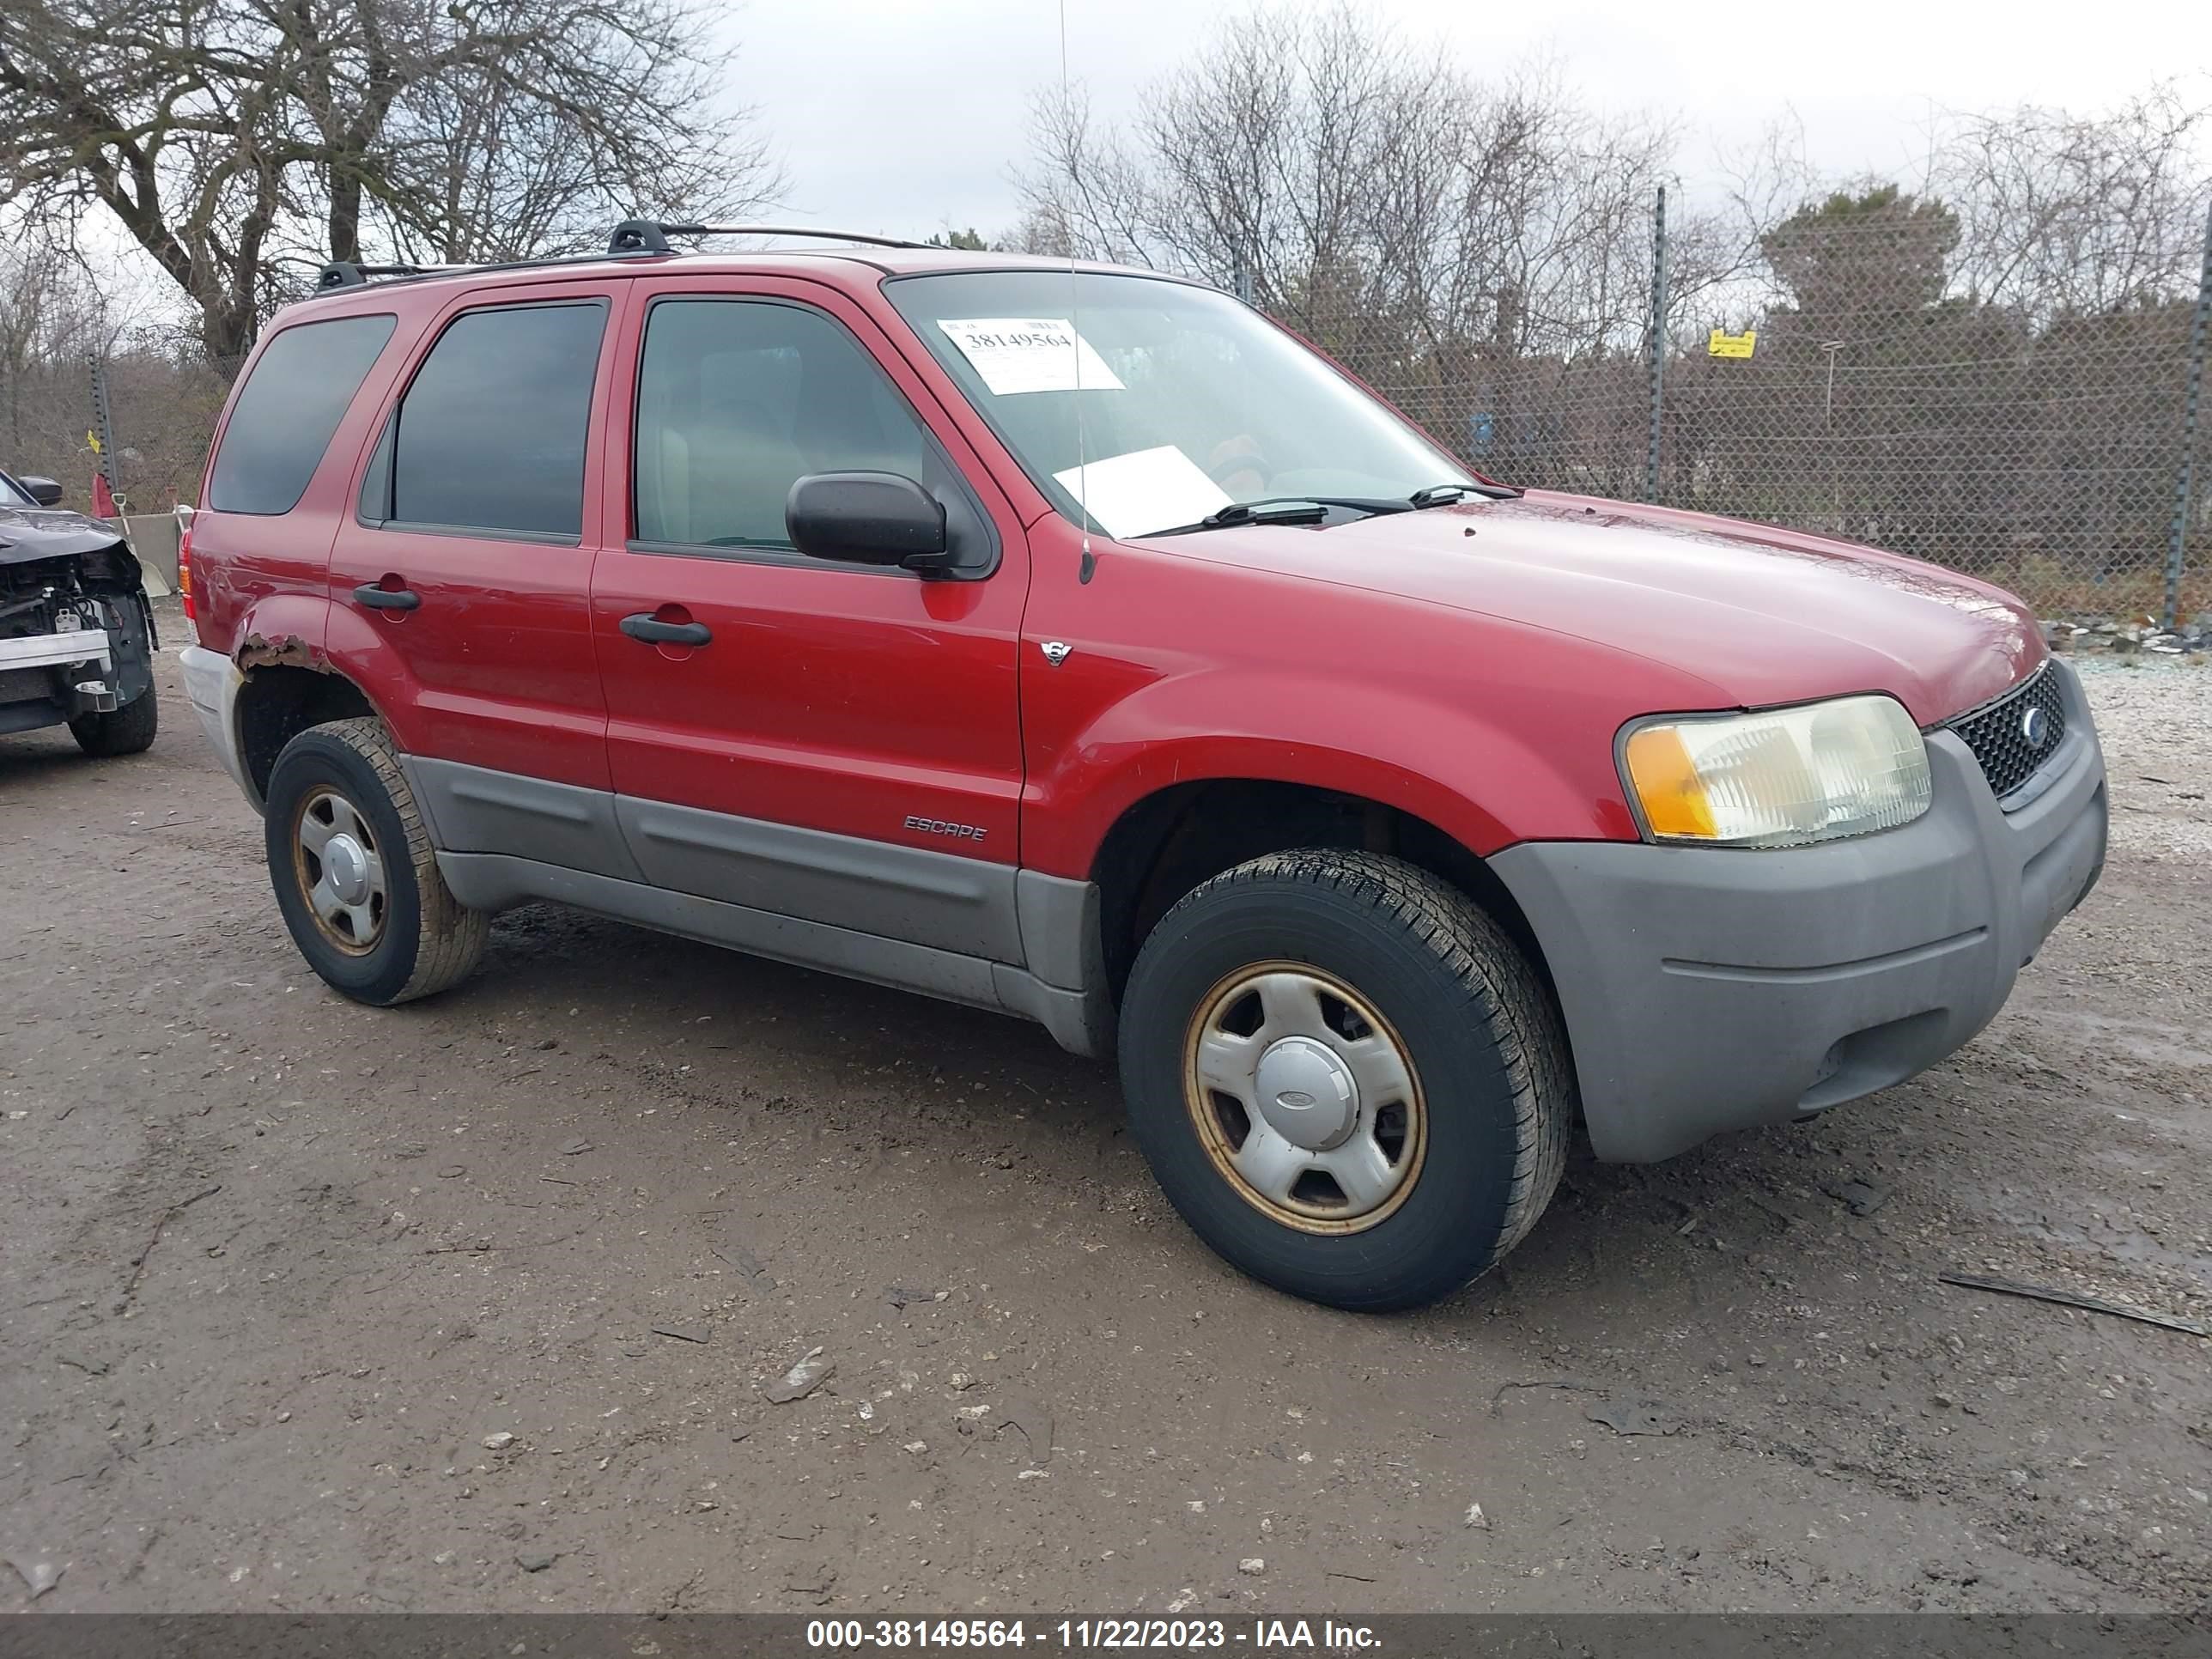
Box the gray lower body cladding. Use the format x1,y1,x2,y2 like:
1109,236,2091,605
1492,659,2109,1162
401,757,1110,1057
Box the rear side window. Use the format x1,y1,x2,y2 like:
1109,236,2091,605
385,301,606,538
209,313,396,514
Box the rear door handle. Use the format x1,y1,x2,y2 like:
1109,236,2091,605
354,583,421,611
620,613,712,647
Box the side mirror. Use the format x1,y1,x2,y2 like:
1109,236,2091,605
786,471,951,574
20,476,64,507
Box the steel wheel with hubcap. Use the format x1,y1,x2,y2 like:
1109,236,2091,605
263,717,488,1006
292,787,388,954
1185,962,1425,1233
1121,848,1572,1312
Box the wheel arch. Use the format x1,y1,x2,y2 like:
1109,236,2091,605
234,663,382,806
1088,775,1559,1018
227,586,443,805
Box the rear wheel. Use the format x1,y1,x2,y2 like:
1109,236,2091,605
69,687,159,757
1118,849,1571,1311
262,717,487,1005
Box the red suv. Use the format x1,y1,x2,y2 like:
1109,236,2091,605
179,224,2108,1310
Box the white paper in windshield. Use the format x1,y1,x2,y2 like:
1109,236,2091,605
1053,446,1230,539
938,318,1125,396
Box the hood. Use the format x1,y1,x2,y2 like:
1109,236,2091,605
1134,491,2041,726
0,501,140,573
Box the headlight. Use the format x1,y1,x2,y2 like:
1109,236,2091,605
1621,695,1931,848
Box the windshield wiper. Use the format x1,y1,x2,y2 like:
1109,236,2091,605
1152,495,1424,536
1409,481,1521,507
1148,498,1332,537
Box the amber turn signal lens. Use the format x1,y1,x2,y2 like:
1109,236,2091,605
1623,725,1719,839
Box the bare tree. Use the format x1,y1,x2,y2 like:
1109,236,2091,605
1936,82,2211,319
1016,7,1678,368
0,246,102,457
0,0,780,362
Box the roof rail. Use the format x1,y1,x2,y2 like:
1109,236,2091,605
305,220,935,302
606,219,930,254
317,260,449,290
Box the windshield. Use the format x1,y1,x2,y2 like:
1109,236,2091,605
0,471,34,507
885,270,1474,539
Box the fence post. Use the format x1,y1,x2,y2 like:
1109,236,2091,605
87,351,123,518
1646,185,1668,506
2165,197,2212,631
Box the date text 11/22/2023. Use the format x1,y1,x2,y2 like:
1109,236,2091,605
805,1619,1382,1650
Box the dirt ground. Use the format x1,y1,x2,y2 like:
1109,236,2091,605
3,609,2208,1616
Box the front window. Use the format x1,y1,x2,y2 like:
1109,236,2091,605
0,471,33,507
632,298,938,553
885,270,1473,539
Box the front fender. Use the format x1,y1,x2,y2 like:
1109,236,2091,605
1022,667,1642,879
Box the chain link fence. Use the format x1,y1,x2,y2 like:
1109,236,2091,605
12,194,2211,629
1325,190,2212,632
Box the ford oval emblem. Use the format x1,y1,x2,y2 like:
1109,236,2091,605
1275,1090,1317,1109
2020,704,2050,750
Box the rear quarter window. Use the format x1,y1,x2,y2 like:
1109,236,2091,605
208,313,398,514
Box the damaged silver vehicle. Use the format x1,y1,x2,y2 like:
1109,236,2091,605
0,467,159,756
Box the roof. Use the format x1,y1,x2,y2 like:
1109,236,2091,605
298,226,1194,312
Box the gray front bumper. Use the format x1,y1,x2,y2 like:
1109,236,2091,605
1492,659,2108,1163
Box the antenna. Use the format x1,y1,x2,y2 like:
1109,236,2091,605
1060,0,1094,583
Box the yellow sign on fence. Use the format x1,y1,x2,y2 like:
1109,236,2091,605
1708,328,1757,359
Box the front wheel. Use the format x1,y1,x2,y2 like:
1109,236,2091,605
1118,849,1572,1312
262,717,487,1005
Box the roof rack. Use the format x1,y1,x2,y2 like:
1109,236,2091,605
607,219,930,254
307,220,936,300
317,259,453,290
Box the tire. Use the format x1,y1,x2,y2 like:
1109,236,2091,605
1118,849,1571,1312
262,717,488,1006
69,687,160,757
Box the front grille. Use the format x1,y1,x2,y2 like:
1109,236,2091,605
1946,663,2068,799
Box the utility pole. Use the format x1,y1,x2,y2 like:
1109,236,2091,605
1646,186,1668,505
2163,197,2212,632
87,352,124,518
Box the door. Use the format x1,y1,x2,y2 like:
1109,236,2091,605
590,277,1030,959
328,283,631,873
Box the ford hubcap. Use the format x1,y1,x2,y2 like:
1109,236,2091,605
1182,962,1425,1234
293,788,387,954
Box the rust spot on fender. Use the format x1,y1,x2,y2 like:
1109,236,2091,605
234,633,319,672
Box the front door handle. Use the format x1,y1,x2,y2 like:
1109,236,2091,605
620,612,712,647
354,582,421,611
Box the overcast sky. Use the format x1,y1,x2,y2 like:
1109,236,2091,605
734,0,2211,238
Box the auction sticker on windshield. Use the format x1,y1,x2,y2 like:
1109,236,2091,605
1054,446,1230,538
938,318,1125,396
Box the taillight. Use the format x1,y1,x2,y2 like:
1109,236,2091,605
176,514,197,627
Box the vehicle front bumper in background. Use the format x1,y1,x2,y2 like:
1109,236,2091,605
0,628,115,735
1492,658,2109,1164
179,644,252,801
0,627,112,675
